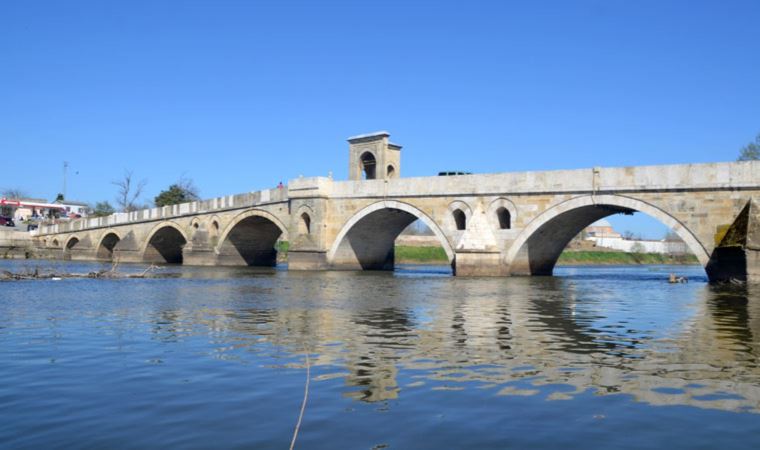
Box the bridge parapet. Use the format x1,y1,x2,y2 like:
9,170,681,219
326,161,759,198
37,187,288,236
287,176,333,198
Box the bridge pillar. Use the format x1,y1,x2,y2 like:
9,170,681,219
183,247,218,265
706,198,760,284
182,227,218,265
288,250,329,270
112,231,144,263
454,250,506,276
286,177,332,271
68,247,97,261
62,234,96,261
453,203,507,276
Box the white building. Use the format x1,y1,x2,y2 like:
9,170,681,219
53,200,90,218
584,219,688,254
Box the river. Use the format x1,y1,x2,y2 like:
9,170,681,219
1,260,759,449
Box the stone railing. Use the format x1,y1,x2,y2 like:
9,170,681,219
37,187,288,236
327,161,760,198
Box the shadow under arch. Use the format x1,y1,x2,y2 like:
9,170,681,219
327,200,455,271
505,194,710,276
96,231,121,261
216,209,289,266
142,222,189,264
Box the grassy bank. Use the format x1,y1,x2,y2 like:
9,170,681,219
277,242,698,266
395,245,449,263
393,247,699,265
557,250,698,265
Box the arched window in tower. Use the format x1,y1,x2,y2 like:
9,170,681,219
387,165,396,178
360,152,377,180
453,209,466,230
496,207,511,229
299,212,311,235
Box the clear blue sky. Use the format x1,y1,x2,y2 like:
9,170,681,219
2,1,759,238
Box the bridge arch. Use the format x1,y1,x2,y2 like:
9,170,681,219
216,209,289,266
96,231,122,261
63,235,81,260
504,194,710,276
142,222,189,264
327,200,455,270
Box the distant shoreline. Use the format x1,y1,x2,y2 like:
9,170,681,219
393,246,700,266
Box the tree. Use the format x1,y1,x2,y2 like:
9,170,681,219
154,176,200,207
92,201,115,217
737,133,760,161
2,188,27,199
55,193,64,202
630,242,646,253
663,230,683,242
112,170,147,212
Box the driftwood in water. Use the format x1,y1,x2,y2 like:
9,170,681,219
0,262,162,281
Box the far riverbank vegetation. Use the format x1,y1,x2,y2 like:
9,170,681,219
274,242,698,266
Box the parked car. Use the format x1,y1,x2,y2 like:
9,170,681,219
0,216,15,227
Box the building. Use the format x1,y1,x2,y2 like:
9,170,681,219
53,200,90,218
0,197,90,221
584,219,688,254
585,219,622,240
0,197,65,221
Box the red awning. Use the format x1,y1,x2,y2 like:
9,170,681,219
0,198,66,210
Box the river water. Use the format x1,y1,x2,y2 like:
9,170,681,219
1,260,759,449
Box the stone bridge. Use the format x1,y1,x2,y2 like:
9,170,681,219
35,132,760,282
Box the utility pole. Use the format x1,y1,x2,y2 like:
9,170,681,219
63,161,69,200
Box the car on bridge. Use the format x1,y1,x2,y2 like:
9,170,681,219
437,171,472,176
0,216,15,227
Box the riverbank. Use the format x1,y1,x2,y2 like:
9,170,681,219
393,245,699,265
557,250,698,265
395,245,450,263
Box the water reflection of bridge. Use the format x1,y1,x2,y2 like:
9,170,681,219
154,273,760,412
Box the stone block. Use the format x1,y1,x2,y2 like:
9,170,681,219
455,251,506,276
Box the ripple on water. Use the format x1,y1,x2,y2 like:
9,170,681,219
1,261,759,449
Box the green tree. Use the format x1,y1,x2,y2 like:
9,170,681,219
737,133,760,161
154,178,200,207
92,201,115,217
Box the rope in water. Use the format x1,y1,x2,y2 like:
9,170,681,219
289,346,311,450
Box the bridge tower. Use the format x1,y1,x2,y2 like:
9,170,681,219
348,131,401,180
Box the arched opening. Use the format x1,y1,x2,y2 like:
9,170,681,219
144,226,187,264
217,214,285,266
97,233,121,261
64,237,80,260
209,220,220,246
387,165,396,179
52,239,59,247
299,212,311,235
329,201,455,272
360,152,377,180
506,195,708,277
496,207,511,229
453,209,466,230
